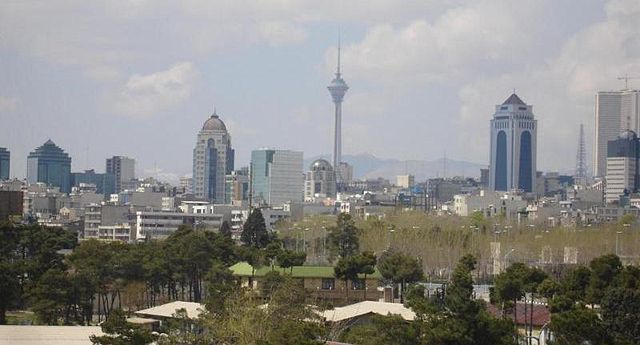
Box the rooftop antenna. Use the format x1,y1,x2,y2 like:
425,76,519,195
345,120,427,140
618,74,639,89
336,30,342,77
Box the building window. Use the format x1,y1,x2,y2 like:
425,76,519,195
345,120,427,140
321,278,335,290
351,279,365,290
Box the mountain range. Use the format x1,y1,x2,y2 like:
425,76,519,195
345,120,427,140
303,153,486,181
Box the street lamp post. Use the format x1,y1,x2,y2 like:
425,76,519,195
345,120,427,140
502,249,515,272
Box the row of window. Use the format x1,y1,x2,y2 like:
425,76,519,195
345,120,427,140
321,278,365,290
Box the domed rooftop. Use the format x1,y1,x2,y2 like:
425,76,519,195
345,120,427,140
310,159,333,171
619,129,637,140
202,111,227,131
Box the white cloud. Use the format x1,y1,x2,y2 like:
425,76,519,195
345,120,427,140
115,62,198,118
259,21,307,47
0,96,19,112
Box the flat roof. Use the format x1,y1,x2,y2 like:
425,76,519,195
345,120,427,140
322,301,415,322
0,325,103,345
135,301,204,319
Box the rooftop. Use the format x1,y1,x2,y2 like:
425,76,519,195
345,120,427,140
0,325,103,345
502,93,526,105
230,261,382,279
322,301,416,322
135,301,205,319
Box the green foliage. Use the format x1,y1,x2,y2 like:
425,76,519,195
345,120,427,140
90,309,156,345
550,305,611,345
378,251,423,302
327,213,360,258
600,287,640,344
340,314,418,345
241,208,271,248
219,220,232,238
586,254,622,305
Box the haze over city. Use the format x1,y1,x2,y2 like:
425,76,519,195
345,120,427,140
2,0,639,182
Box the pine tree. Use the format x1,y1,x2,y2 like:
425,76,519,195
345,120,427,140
240,209,270,248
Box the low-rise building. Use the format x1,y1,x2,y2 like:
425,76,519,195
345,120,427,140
135,210,223,240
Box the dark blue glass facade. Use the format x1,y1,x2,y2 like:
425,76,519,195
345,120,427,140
27,140,72,193
518,131,533,192
495,131,507,191
0,148,9,180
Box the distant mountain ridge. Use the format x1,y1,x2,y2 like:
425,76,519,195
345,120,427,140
304,153,486,181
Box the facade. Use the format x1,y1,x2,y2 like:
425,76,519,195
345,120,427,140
396,175,415,189
192,111,234,202
135,210,223,240
0,190,23,221
489,94,537,193
304,159,336,200
83,204,130,240
0,147,9,180
605,130,639,203
27,140,72,193
106,156,135,193
71,169,116,196
225,168,249,204
453,190,527,219
327,44,349,182
594,89,640,177
251,149,303,207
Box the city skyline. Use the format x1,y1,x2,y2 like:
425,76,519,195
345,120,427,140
1,1,639,183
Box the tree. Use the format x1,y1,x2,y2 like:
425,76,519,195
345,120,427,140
278,250,306,273
0,261,19,324
600,287,640,344
90,309,157,345
327,213,360,259
339,314,418,345
356,251,377,300
334,256,361,302
586,254,622,305
219,220,232,238
378,251,423,303
550,305,610,345
241,209,271,248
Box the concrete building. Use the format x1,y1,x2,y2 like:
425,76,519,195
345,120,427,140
96,224,132,242
225,168,249,204
192,110,234,202
594,89,640,177
605,130,639,203
0,190,23,222
71,169,116,196
179,176,194,195
396,175,415,189
251,149,303,207
0,147,9,180
305,159,336,200
453,190,528,219
489,94,537,193
106,156,135,193
27,140,72,193
336,162,353,184
135,210,223,240
327,42,350,183
83,204,130,240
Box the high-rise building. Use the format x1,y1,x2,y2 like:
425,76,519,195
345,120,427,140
27,140,72,193
0,147,9,180
192,110,234,202
305,159,336,200
489,94,537,193
71,169,116,196
251,149,303,206
225,168,249,204
106,156,135,193
605,130,639,203
594,89,640,177
327,41,349,182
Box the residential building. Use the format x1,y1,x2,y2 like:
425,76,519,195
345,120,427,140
0,190,23,221
192,110,234,202
230,262,383,305
97,224,132,242
71,169,116,196
27,140,72,193
83,204,130,240
453,190,528,219
251,149,303,207
605,130,639,203
0,147,9,180
489,94,537,193
225,168,249,204
179,176,193,195
106,156,135,192
594,89,640,177
396,175,415,189
305,159,336,200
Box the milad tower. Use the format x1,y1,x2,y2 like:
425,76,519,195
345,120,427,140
327,42,349,182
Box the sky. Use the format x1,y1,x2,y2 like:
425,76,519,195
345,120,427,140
1,0,639,183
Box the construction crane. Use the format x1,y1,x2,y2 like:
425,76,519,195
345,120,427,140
618,74,640,89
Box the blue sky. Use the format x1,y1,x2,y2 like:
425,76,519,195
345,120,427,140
1,0,639,182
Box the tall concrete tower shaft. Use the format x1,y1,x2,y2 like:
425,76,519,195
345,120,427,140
327,42,349,172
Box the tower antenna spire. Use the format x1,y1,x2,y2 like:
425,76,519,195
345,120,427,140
336,31,342,77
